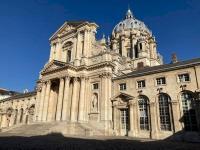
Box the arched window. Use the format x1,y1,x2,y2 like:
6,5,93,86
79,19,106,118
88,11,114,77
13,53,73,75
158,94,171,131
138,96,149,130
181,92,198,131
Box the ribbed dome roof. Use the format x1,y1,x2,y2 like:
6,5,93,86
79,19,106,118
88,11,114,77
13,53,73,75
113,9,152,35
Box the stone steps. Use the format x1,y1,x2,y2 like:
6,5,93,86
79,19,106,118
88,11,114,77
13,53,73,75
0,122,107,137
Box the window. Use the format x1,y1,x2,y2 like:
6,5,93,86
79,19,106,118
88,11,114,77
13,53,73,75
93,83,99,90
181,92,198,131
156,77,166,85
138,96,149,130
158,94,171,131
178,73,190,82
119,83,126,91
137,80,145,88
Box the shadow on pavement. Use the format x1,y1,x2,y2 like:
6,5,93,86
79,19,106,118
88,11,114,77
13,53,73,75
0,133,200,150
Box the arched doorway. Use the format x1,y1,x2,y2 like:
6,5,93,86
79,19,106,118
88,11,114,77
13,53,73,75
181,92,198,131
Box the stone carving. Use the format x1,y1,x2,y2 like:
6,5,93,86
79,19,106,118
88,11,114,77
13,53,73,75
91,93,98,112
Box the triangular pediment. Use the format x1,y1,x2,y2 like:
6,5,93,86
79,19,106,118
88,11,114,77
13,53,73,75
41,60,66,74
49,21,87,40
111,92,134,101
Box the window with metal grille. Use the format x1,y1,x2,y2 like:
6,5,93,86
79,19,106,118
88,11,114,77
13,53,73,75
138,96,149,130
158,94,171,131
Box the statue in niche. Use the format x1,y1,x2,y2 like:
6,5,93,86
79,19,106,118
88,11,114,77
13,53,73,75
91,94,98,112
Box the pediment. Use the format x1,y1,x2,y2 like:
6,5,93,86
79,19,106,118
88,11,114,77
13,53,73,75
41,60,65,74
111,92,134,102
49,21,86,40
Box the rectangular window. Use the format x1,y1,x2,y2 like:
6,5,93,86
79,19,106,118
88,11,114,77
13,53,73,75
119,83,126,91
137,80,145,88
93,83,99,90
156,77,166,85
178,73,190,82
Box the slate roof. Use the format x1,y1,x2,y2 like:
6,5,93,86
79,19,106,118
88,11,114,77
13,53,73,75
114,58,200,80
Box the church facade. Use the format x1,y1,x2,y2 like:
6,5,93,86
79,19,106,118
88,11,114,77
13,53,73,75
0,9,200,139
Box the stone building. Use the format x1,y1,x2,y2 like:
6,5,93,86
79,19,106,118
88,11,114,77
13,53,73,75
0,9,199,139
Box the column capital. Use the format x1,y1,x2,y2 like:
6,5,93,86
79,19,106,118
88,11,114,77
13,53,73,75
73,77,79,82
128,100,135,106
99,72,112,79
65,76,71,80
46,80,51,85
59,77,65,81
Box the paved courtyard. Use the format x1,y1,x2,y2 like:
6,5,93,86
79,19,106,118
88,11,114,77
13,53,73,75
0,133,199,150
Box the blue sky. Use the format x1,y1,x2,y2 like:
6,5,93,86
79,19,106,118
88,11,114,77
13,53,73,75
0,0,200,92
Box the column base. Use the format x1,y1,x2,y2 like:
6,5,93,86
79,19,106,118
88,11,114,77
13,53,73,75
128,130,135,137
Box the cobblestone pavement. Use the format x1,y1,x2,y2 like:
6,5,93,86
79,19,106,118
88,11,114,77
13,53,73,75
0,133,199,150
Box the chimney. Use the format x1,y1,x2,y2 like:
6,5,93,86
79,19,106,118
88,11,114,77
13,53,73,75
171,53,178,63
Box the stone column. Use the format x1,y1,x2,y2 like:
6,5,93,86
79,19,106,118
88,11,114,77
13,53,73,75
128,100,134,136
61,76,70,121
42,80,51,122
70,77,79,122
171,100,182,132
38,82,46,121
78,77,86,122
121,36,126,57
131,35,137,59
56,77,65,121
150,102,159,139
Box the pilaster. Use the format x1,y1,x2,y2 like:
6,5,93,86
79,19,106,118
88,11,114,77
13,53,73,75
38,82,46,121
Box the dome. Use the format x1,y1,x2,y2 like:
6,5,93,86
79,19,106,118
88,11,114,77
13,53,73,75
113,9,152,35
